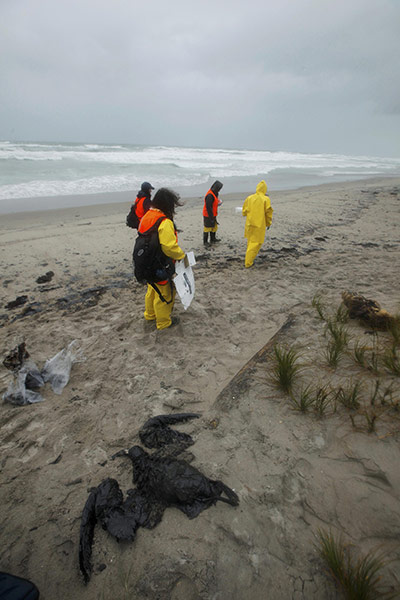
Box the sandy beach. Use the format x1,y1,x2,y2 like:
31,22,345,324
1,177,400,599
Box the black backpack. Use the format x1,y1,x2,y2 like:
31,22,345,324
126,203,140,229
132,217,174,303
0,572,40,599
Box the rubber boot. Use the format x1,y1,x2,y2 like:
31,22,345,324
203,232,210,246
210,231,220,244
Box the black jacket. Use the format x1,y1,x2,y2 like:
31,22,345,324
203,180,223,227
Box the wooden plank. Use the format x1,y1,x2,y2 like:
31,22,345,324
214,316,295,411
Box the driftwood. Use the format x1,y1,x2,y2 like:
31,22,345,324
341,291,397,330
214,316,295,411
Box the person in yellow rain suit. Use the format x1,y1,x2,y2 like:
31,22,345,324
242,180,273,268
138,188,186,330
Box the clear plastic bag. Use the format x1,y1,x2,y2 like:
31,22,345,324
2,368,44,406
41,340,85,395
23,358,45,390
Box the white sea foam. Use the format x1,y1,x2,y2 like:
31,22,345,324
0,172,210,200
0,141,399,203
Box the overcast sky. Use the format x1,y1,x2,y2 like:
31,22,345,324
1,0,399,156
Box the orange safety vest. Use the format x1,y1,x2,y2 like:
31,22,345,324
202,189,219,217
134,196,147,220
138,208,166,234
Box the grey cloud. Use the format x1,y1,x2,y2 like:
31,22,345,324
0,0,399,155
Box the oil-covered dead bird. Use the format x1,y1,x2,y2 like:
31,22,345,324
79,415,239,584
79,477,151,584
139,412,200,448
122,445,239,517
341,291,397,330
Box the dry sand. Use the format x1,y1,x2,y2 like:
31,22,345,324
0,178,400,599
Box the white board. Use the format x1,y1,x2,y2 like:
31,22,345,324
174,251,196,310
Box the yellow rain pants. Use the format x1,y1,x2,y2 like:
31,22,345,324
242,180,273,268
143,215,185,329
244,240,263,268
203,224,218,233
144,282,175,330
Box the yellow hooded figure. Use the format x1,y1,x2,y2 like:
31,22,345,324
242,180,273,268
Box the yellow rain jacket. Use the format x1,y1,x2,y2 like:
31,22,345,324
242,180,273,243
158,219,185,262
140,208,185,330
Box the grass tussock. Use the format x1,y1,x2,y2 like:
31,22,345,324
312,292,349,325
383,347,400,377
326,340,345,367
353,341,368,368
363,409,379,433
312,293,327,321
352,334,381,374
367,334,381,374
289,383,337,417
289,383,315,412
336,381,363,411
347,380,400,432
370,379,381,407
325,319,349,367
271,345,302,393
336,303,350,324
276,295,400,436
314,385,332,417
325,319,349,346
377,382,399,412
317,529,396,599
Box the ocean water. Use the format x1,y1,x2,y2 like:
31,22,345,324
1,140,400,212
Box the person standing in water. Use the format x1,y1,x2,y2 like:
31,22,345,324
242,180,273,268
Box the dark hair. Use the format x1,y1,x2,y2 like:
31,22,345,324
152,188,182,220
